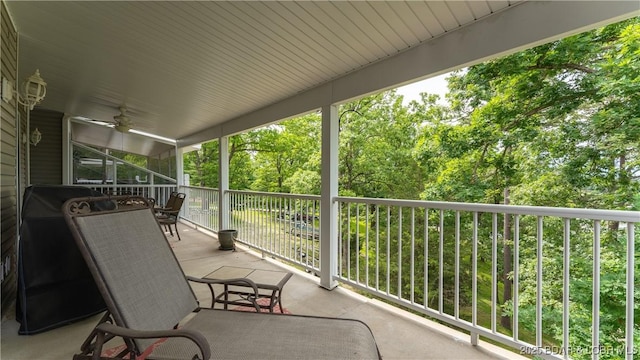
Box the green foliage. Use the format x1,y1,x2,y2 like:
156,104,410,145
183,17,640,357
339,92,424,200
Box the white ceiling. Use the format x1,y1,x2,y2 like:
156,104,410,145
5,1,639,147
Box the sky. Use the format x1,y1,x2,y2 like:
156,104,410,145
395,72,450,106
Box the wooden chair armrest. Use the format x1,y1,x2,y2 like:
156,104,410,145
156,209,180,217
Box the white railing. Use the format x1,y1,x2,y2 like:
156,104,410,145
80,184,177,206
227,190,321,274
176,186,638,359
179,187,321,273
336,196,638,360
181,186,221,231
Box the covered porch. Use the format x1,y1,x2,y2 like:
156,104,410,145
1,224,522,360
1,1,639,360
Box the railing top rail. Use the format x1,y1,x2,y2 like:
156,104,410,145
226,189,320,201
181,185,220,191
80,184,177,188
335,196,640,223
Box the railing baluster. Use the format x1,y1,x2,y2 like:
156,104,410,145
592,220,601,360
253,194,258,248
536,216,543,348
277,197,282,256
338,201,343,278
625,223,634,360
366,206,370,288
455,210,460,320
424,208,429,309
271,196,275,255
306,199,310,268
347,203,351,281
375,205,380,291
471,211,478,345
356,203,360,285
398,207,403,300
313,200,318,269
563,218,570,360
386,206,391,297
513,215,520,343
439,209,444,314
238,192,243,239
410,208,415,304
288,197,293,263
492,213,498,333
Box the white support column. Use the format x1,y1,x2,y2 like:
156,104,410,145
320,104,339,290
175,146,184,187
111,149,117,193
175,145,184,215
218,136,230,231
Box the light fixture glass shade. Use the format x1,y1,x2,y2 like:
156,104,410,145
30,128,42,146
22,69,47,110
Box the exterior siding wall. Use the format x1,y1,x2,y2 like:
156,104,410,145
30,109,62,185
0,0,19,318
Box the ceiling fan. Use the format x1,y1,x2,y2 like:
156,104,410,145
111,106,134,133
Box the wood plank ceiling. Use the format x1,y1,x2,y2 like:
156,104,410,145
6,1,637,148
6,1,517,144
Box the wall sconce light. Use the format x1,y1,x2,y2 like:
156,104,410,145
21,70,47,110
30,128,42,146
1,69,47,110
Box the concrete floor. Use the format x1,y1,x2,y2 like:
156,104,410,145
1,223,526,360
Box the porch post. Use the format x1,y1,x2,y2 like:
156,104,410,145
218,136,230,231
320,104,338,290
175,146,184,216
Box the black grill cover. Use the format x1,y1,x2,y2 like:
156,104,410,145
16,185,108,335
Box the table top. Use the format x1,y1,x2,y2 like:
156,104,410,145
204,266,293,290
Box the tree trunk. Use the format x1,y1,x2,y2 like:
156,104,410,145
501,187,513,330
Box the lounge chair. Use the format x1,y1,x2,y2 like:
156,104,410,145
63,195,380,360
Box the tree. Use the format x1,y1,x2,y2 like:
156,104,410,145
339,92,424,200
183,141,219,187
412,17,640,356
250,114,321,193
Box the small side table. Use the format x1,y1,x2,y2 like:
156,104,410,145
204,266,293,313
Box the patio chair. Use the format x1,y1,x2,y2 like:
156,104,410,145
153,191,178,213
63,195,380,360
156,192,186,240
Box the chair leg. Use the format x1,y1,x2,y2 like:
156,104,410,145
174,223,181,241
